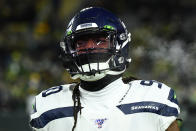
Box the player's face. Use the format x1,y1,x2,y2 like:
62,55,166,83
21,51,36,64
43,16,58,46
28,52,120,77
75,34,110,54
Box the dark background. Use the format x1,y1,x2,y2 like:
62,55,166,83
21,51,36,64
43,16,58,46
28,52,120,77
0,0,196,130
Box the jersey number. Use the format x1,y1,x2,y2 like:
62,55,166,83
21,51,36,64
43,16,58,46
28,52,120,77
42,86,63,97
140,80,162,88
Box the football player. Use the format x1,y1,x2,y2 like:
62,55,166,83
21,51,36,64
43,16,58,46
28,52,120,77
30,7,180,131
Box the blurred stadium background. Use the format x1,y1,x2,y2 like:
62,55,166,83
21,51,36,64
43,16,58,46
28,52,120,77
0,0,196,130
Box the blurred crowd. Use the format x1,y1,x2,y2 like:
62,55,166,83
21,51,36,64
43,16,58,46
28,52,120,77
0,0,196,130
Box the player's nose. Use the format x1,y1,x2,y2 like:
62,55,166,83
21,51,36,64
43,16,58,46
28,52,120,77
85,39,95,48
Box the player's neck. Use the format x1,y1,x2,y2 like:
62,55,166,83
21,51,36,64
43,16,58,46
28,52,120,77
80,74,122,92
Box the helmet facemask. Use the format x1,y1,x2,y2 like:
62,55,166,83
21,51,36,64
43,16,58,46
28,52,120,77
64,29,123,81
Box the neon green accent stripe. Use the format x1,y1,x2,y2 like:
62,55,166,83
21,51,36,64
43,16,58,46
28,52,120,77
67,31,72,35
174,93,177,99
104,25,115,30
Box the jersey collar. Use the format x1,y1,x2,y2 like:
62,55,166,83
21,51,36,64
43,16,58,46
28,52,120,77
79,77,127,102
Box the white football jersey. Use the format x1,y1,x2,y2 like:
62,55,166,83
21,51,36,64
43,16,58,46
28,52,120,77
30,78,180,131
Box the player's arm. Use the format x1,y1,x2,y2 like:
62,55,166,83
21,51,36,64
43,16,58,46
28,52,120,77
166,120,180,131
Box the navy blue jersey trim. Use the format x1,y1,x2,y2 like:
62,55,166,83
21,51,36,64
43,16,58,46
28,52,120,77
30,106,74,128
168,89,179,105
117,101,178,117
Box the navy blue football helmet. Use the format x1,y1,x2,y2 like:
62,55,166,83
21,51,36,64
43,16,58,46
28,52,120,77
59,7,131,81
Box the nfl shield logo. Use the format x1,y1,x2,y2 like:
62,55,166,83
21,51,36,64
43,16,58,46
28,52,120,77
95,118,107,128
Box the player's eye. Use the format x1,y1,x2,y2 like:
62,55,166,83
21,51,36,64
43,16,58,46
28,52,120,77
76,40,87,48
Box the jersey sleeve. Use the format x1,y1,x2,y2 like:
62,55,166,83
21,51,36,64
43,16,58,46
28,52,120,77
131,80,180,130
29,84,74,131
159,86,180,130
29,95,44,131
29,93,48,131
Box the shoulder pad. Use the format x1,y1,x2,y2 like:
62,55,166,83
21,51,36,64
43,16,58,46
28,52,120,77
128,80,178,104
123,80,180,118
32,84,76,115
